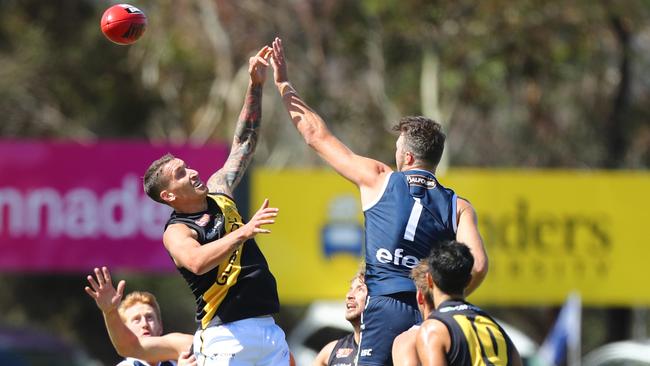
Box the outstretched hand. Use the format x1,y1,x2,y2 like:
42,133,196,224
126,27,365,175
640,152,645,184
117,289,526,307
84,266,125,314
270,37,289,86
249,45,272,85
240,198,279,240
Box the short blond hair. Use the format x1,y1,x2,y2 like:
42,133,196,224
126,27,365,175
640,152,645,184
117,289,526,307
411,262,434,307
118,291,162,323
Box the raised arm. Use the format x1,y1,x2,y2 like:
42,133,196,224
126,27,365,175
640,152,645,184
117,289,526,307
456,198,488,295
164,199,278,275
84,267,192,362
207,46,271,197
269,37,391,195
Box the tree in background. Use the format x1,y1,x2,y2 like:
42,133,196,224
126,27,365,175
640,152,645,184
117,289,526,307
0,0,648,364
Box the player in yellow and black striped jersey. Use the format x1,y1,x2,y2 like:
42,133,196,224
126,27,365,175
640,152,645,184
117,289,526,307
416,241,523,366
142,44,291,366
165,193,279,328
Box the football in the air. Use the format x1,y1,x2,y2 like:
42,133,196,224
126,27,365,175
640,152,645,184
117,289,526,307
100,4,147,45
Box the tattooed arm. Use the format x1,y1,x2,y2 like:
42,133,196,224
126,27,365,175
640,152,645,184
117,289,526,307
207,46,271,197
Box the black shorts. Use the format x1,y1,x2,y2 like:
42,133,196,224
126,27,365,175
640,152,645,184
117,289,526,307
357,292,422,366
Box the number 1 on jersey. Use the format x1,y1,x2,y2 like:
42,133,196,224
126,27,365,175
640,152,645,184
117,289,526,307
404,198,423,241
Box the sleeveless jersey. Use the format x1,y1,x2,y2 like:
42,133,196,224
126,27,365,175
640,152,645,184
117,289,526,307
164,193,279,329
363,170,457,295
429,300,518,366
327,333,358,366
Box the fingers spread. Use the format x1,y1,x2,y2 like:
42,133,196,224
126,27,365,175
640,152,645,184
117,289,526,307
102,266,111,284
116,280,126,297
94,267,105,285
87,275,100,291
83,286,96,298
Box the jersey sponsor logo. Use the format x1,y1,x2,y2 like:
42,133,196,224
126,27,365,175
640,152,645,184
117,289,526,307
195,213,210,227
375,248,419,268
359,348,372,357
206,217,223,238
439,304,480,313
335,347,354,358
407,174,436,189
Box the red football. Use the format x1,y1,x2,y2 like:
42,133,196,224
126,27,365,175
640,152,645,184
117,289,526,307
100,4,147,45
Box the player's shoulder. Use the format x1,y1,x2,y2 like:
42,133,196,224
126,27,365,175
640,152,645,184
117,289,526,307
356,156,393,186
419,318,450,339
393,324,419,349
162,222,197,247
313,339,338,366
164,221,194,235
456,196,477,215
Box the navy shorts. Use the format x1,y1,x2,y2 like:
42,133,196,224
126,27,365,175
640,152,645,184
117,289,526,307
356,292,422,366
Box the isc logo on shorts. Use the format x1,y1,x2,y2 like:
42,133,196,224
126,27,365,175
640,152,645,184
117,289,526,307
375,248,418,268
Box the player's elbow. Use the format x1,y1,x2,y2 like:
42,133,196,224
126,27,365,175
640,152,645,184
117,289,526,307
183,257,211,275
470,256,488,291
114,339,142,359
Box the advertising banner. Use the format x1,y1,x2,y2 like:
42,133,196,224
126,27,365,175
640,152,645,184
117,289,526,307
252,169,650,306
0,141,228,273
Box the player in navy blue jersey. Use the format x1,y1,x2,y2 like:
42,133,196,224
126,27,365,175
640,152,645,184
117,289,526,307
269,37,488,366
313,269,367,366
416,241,521,366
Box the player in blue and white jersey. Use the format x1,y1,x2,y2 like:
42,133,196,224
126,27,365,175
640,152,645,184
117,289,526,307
269,37,488,366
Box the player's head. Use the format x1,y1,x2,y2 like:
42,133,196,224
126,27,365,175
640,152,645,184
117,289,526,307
118,291,163,338
411,261,434,316
345,267,367,325
425,240,474,298
392,116,446,172
143,153,208,206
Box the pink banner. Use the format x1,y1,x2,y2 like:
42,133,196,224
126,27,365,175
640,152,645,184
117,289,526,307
0,141,229,273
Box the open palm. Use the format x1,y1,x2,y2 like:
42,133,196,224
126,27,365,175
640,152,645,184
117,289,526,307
84,266,126,313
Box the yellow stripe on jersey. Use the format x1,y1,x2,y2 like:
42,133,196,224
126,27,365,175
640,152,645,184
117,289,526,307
453,314,508,366
200,194,245,329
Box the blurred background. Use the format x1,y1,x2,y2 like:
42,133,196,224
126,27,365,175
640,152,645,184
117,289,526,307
0,0,649,365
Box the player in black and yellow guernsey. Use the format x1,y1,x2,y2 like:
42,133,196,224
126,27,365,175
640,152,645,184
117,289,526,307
416,241,522,366
142,45,291,366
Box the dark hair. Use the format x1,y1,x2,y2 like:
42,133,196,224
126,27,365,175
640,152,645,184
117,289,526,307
392,116,446,167
426,240,474,296
143,153,175,204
